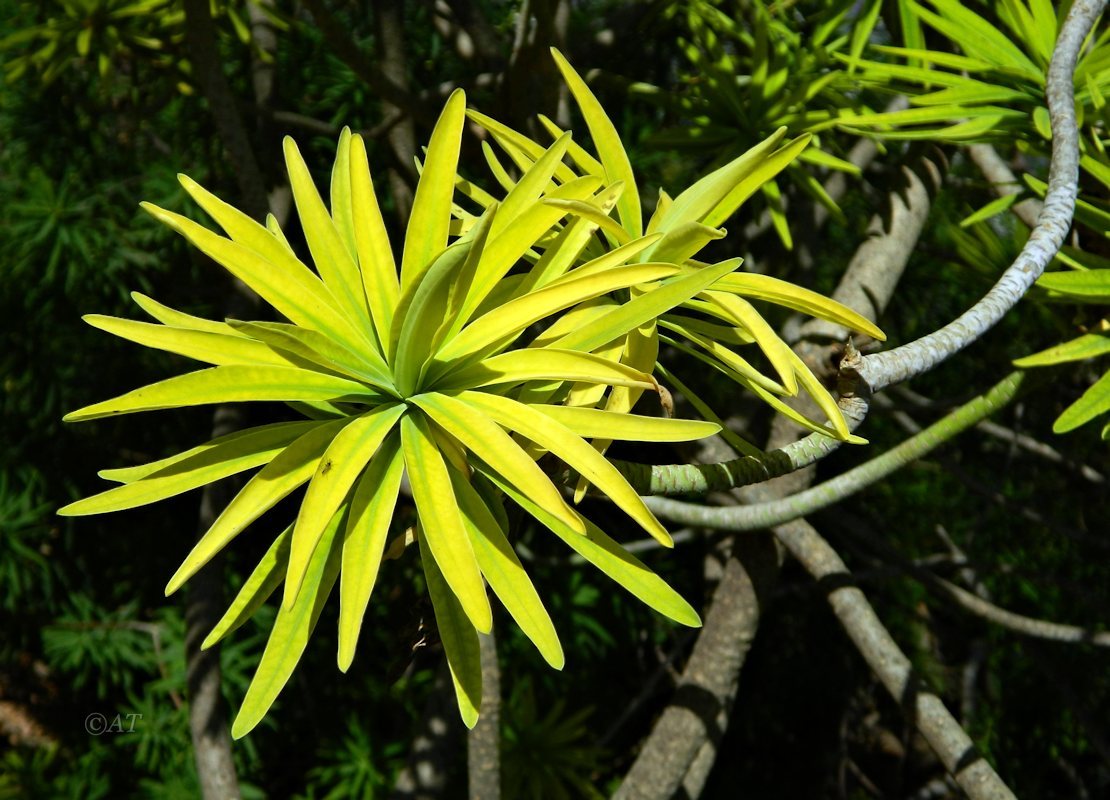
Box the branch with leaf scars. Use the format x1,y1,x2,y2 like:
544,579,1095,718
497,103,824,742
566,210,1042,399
645,372,1024,531
855,0,1102,394
616,0,1099,500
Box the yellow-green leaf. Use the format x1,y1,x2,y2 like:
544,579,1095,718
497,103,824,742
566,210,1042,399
203,525,292,650
401,413,492,633
418,526,482,728
84,315,296,368
437,263,676,363
64,366,374,422
449,467,563,668
232,505,345,739
337,432,404,671
284,404,405,609
532,405,719,441
1014,334,1110,367
402,89,467,289
130,292,243,337
550,48,642,237
480,467,700,627
460,391,673,546
285,135,374,330
439,348,658,392
716,273,886,341
553,259,741,354
61,421,317,515
140,202,374,356
350,133,400,347
165,418,351,596
412,392,584,534
330,127,357,260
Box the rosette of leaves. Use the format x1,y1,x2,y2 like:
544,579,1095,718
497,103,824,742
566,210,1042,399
623,0,885,247
59,90,724,733
1014,269,1110,438
457,49,885,465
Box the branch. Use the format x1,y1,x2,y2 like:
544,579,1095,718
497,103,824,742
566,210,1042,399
645,372,1024,530
974,419,1105,485
468,630,501,800
299,0,431,125
614,120,942,799
966,143,1042,229
613,148,941,497
611,534,780,800
927,576,1110,647
183,0,267,220
856,0,1102,394
776,520,1017,800
613,390,868,495
373,0,417,219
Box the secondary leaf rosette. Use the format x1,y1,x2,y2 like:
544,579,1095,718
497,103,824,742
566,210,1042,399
60,89,718,734
454,49,885,463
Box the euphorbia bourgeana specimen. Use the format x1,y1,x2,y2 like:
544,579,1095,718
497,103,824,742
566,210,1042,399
61,52,882,735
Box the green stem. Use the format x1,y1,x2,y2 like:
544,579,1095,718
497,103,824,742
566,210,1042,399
645,372,1024,531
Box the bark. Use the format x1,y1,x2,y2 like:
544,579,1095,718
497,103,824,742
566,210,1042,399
373,0,417,221
468,630,501,800
618,131,943,800
857,0,1101,394
183,0,267,220
184,411,243,800
775,521,1017,800
645,372,1024,531
611,534,779,800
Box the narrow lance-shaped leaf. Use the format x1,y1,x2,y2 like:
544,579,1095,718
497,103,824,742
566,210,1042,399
64,366,374,422
284,404,406,610
130,292,245,337
165,418,352,596
412,392,584,535
418,526,482,728
461,391,673,546
350,133,400,348
285,135,375,331
552,402,723,441
552,259,741,354
140,203,375,356
83,315,299,368
60,421,318,515
337,432,404,671
438,348,659,392
448,466,564,669
203,525,293,650
401,412,492,633
478,464,701,628
330,126,357,260
402,89,466,290
1054,371,1110,433
232,505,346,739
550,48,642,237
226,320,394,392
436,263,677,363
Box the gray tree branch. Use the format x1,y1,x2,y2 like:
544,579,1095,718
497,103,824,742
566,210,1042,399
776,520,1017,800
856,0,1102,394
468,630,501,800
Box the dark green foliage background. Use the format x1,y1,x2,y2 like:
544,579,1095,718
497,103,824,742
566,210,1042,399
1,1,1106,798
